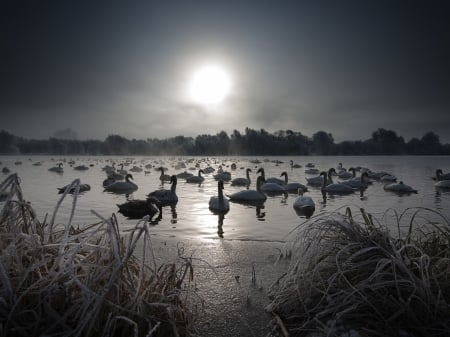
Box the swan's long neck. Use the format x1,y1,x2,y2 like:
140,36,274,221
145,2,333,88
198,170,202,177
321,173,328,189
258,169,265,179
246,169,251,180
282,172,288,184
218,186,224,201
171,179,177,193
160,168,165,177
327,171,334,184
257,177,264,192
351,168,356,177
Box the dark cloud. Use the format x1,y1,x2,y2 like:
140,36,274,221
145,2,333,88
1,0,449,142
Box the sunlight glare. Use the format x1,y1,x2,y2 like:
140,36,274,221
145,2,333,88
189,64,231,104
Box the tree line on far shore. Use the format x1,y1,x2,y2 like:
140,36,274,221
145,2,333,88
1,128,449,156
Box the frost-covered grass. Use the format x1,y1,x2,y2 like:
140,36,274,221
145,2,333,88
267,207,450,337
0,174,197,337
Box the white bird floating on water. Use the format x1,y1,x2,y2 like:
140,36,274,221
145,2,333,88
57,183,91,194
231,168,252,186
321,171,355,195
209,180,230,214
290,160,302,169
293,188,315,218
228,176,267,205
280,171,308,193
158,167,171,182
384,181,418,194
306,168,334,187
257,167,284,185
186,169,205,184
117,196,162,220
434,169,450,189
104,173,138,193
148,175,178,205
434,169,450,181
48,163,63,173
214,166,232,181
341,172,370,190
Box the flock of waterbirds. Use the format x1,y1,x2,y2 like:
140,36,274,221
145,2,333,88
1,157,450,221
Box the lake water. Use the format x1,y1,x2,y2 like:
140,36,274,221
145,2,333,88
1,155,449,242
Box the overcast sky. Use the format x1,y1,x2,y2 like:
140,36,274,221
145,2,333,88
1,0,449,142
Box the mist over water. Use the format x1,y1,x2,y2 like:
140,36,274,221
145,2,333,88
1,155,449,242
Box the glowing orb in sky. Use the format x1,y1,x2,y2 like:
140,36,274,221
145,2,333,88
189,64,231,104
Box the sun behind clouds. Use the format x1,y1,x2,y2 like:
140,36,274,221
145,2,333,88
189,64,231,104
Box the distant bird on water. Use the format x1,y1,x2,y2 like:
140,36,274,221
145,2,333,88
104,173,138,193
117,196,162,219
209,180,230,213
58,183,91,194
293,188,315,218
148,175,178,205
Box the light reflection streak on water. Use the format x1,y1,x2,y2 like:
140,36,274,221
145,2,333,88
1,155,450,242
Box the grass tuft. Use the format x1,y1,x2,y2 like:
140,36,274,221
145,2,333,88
267,206,450,337
0,174,197,337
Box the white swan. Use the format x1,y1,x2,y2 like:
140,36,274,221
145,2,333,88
74,165,89,171
158,167,171,182
384,181,418,194
306,168,334,187
103,175,116,187
293,188,315,217
380,174,397,183
260,181,285,194
337,167,354,180
148,175,178,205
104,173,138,193
129,165,143,172
58,183,91,194
341,172,370,190
280,171,308,193
257,167,284,185
435,169,450,181
48,163,63,173
209,180,230,213
117,196,162,219
434,169,450,189
186,169,205,184
321,171,355,194
214,166,232,181
231,168,252,186
290,160,302,168
228,176,267,205
304,168,320,175
117,163,128,175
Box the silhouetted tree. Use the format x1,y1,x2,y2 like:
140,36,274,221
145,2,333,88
312,131,334,155
367,128,405,154
105,134,129,155
0,128,448,156
0,130,19,154
420,132,441,155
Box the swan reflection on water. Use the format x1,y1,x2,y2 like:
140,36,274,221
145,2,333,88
169,204,177,224
217,213,225,238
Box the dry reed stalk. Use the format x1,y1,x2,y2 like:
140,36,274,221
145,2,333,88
0,174,197,337
267,207,450,337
